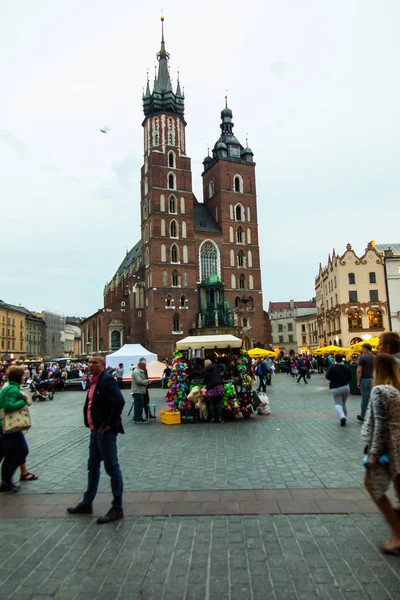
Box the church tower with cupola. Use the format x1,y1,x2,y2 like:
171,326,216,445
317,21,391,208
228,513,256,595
201,101,264,347
140,17,198,357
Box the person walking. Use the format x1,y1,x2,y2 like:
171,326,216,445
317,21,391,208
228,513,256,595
255,359,266,392
203,359,224,423
296,356,308,384
362,353,400,554
0,366,31,492
317,355,324,374
325,355,352,426
378,332,400,367
357,343,375,422
131,358,151,423
115,363,124,388
67,354,125,524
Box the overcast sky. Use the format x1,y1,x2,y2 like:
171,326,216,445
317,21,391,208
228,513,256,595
1,0,399,317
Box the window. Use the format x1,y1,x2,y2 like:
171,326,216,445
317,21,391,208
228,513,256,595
166,295,173,307
238,251,245,267
162,270,168,286
168,151,175,168
172,271,179,287
349,291,358,302
160,194,165,212
173,314,180,332
237,227,244,244
231,274,236,288
369,272,376,283
208,181,214,198
278,324,283,332
168,118,174,145
235,204,244,221
279,335,284,343
249,275,254,289
170,220,178,238
145,247,150,267
169,195,177,213
301,324,305,332
182,221,187,238
183,245,188,263
180,296,186,308
161,244,166,262
302,336,306,344
348,309,362,329
168,173,176,190
161,219,166,236
183,271,188,287
370,290,379,302
334,276,337,288
239,274,246,289
200,240,220,281
335,294,338,305
229,227,234,242
229,205,234,220
288,323,293,332
348,273,355,284
247,228,251,244
230,249,235,267
289,335,294,343
235,297,240,308
234,175,243,193
243,318,248,328
171,244,179,263
368,309,383,329
247,207,251,222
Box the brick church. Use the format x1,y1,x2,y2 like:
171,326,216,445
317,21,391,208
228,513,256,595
81,18,266,359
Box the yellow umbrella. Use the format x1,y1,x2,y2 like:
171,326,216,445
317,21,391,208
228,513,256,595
313,345,348,355
347,336,380,358
248,348,277,358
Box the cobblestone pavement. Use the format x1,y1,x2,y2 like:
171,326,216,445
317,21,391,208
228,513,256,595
1,373,400,599
22,374,365,494
1,515,400,599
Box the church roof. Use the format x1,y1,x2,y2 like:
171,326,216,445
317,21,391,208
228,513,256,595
116,240,142,277
193,204,222,234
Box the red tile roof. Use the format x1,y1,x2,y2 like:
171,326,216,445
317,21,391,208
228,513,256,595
269,301,316,311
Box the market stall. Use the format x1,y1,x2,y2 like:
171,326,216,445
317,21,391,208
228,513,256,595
164,335,258,423
106,344,157,381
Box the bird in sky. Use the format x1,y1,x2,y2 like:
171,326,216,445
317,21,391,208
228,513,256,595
99,126,110,134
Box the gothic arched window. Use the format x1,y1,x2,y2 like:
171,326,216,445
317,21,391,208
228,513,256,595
169,195,177,214
173,314,180,331
200,240,220,282
235,296,240,308
237,227,244,244
172,270,179,287
168,151,175,168
168,173,176,190
238,250,245,267
170,220,178,238
171,244,179,263
234,175,243,193
166,295,173,307
180,295,186,308
239,274,246,289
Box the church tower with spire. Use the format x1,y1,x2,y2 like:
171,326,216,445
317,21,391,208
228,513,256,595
140,17,199,357
201,101,264,346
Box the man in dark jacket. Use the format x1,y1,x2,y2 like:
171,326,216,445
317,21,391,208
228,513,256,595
67,354,125,524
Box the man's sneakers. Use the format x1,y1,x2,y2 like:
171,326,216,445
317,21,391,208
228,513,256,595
357,415,364,422
96,508,124,524
340,418,346,427
66,502,93,515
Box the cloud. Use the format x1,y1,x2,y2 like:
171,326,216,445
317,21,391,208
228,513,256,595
0,130,28,158
269,60,296,76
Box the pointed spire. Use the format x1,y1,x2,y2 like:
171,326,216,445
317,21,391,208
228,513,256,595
144,70,151,97
156,15,172,92
176,69,182,96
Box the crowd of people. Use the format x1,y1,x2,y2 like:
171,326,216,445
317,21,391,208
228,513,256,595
1,332,400,552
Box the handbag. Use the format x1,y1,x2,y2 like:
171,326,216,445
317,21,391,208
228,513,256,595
0,406,31,434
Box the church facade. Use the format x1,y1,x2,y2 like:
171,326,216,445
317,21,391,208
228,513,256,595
81,19,265,359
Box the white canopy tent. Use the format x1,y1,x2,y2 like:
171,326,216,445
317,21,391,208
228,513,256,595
106,344,157,380
176,335,242,350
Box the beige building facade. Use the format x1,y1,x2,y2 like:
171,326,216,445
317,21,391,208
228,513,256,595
269,300,317,354
295,313,318,354
376,244,400,333
315,241,389,348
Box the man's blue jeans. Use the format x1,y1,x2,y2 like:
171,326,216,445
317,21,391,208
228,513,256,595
360,378,373,419
132,393,145,421
82,430,123,511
